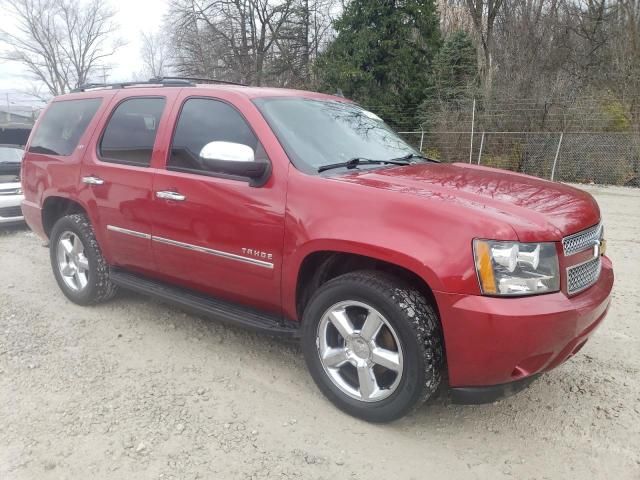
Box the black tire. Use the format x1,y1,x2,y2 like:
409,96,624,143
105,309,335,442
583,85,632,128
301,270,444,423
49,213,117,305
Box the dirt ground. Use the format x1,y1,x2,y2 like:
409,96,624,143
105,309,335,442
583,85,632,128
1,184,639,480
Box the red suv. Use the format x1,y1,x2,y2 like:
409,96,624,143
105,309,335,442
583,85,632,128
21,78,613,422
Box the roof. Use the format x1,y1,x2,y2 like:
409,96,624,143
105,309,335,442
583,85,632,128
55,77,347,103
192,84,346,101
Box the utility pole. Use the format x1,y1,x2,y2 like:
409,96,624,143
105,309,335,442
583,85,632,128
5,93,10,123
95,65,112,84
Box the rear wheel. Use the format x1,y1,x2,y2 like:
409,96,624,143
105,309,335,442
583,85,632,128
302,271,444,422
49,214,117,305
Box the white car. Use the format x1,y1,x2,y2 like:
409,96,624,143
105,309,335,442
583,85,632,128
0,144,25,225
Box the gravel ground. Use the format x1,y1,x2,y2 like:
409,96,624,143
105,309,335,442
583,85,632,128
1,184,639,479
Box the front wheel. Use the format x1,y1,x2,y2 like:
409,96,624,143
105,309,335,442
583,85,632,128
302,271,444,422
49,214,117,305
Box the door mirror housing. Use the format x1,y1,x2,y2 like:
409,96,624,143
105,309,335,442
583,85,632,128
198,141,270,186
200,141,255,163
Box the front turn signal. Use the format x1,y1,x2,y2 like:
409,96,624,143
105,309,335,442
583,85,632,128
474,240,497,294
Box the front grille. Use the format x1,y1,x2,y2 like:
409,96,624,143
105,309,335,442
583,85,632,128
562,223,602,256
567,256,602,295
0,206,23,218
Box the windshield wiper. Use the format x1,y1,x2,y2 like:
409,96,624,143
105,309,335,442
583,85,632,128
318,157,412,173
318,152,441,173
389,153,440,163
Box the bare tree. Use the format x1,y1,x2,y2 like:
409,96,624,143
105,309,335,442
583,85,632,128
463,0,505,93
438,0,474,36
270,0,337,86
140,30,169,78
0,0,122,95
168,0,290,85
167,0,335,86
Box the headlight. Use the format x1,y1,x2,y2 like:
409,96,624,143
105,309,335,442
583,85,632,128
473,239,560,296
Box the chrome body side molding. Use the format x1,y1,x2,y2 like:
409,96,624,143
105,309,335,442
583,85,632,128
106,225,151,239
152,236,274,269
106,225,274,269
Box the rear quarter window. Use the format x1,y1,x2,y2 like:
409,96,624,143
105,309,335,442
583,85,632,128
29,98,102,156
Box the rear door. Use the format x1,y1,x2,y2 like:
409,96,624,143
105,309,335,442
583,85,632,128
79,90,179,274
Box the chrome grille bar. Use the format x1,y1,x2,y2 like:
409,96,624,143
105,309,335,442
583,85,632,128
562,223,602,256
567,257,602,295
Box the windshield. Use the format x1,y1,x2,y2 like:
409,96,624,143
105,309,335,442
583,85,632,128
0,146,24,163
254,98,420,174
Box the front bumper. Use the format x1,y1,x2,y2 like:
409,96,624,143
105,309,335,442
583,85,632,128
0,193,24,224
435,257,613,389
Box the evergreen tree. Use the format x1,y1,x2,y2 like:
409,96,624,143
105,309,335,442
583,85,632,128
420,30,478,132
315,0,440,129
432,30,478,104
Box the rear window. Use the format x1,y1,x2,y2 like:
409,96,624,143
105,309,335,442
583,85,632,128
29,98,102,156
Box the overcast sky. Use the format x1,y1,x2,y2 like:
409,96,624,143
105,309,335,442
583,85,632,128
0,0,169,110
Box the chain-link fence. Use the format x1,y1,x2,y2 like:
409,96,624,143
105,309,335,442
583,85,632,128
398,130,640,187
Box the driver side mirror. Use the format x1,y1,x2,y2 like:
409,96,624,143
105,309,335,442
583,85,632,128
199,141,270,186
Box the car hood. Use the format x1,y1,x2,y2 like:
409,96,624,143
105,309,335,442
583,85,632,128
329,162,600,241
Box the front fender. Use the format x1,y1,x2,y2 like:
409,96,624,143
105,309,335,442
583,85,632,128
279,170,513,320
281,237,445,321
286,237,443,291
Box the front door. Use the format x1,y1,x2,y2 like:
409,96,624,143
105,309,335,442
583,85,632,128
150,95,287,313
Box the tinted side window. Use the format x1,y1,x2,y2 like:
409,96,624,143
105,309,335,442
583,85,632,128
29,98,102,156
169,98,260,173
99,97,166,166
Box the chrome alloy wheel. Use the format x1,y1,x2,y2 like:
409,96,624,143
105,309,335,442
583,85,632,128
316,301,404,402
56,231,90,292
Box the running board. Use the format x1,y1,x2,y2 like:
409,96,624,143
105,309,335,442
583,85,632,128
110,269,300,338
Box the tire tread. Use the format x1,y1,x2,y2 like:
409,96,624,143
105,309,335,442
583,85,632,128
302,270,444,421
50,214,117,304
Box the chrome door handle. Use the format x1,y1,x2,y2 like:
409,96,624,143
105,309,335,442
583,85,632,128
82,176,105,185
156,191,186,201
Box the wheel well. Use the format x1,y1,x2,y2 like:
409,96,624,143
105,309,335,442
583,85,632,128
42,197,87,238
295,251,437,320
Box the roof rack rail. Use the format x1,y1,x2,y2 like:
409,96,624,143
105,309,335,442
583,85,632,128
73,82,110,91
151,76,247,87
72,76,246,93
72,78,196,92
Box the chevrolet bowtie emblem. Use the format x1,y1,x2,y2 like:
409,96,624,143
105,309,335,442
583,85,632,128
599,239,607,257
